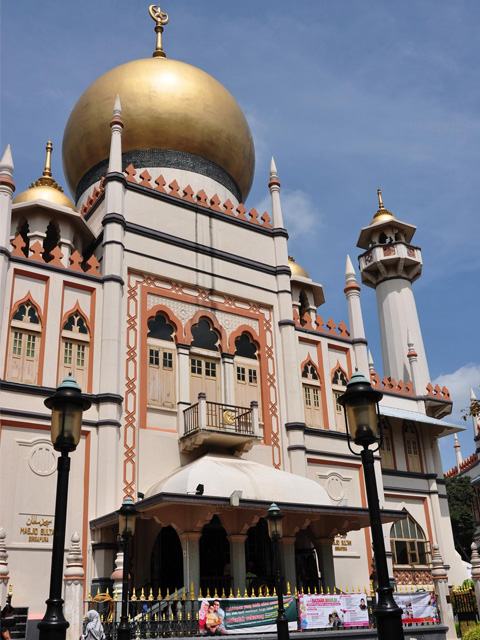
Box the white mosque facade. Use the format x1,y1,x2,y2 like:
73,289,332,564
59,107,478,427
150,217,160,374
0,8,467,621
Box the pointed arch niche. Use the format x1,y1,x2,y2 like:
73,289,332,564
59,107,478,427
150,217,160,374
58,303,91,391
187,314,225,405
146,309,178,409
390,512,430,567
301,357,323,429
6,294,43,385
331,362,348,432
233,330,262,416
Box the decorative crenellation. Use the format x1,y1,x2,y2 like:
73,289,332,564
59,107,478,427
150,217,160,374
394,569,433,586
426,382,451,401
370,370,414,396
10,235,101,276
80,177,105,217
445,453,479,478
123,164,272,228
293,310,350,338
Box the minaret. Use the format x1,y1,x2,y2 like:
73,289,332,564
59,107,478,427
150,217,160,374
0,145,15,337
344,255,368,374
454,434,462,472
357,190,430,393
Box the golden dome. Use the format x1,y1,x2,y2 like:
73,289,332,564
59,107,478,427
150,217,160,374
288,256,310,279
13,141,76,212
370,188,396,225
62,57,255,201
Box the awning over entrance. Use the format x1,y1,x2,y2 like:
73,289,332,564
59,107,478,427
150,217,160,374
145,452,331,505
379,405,465,437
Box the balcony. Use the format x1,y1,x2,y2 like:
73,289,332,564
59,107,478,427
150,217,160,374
180,393,261,455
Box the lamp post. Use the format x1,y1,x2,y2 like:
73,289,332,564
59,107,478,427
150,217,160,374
117,496,138,640
266,503,289,640
338,371,404,640
38,376,91,640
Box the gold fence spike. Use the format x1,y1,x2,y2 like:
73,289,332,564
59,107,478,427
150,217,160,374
157,588,162,600
140,587,145,601
307,587,311,595
87,587,92,601
114,588,118,601
236,588,241,598
206,588,211,598
221,588,226,598
187,612,191,621
345,587,349,594
214,587,218,598
191,582,195,600
199,588,203,599
320,586,324,595
96,587,100,596
265,586,270,596
229,588,234,598
174,588,179,601
327,586,330,594
244,588,248,597
154,613,158,622
287,582,291,596
163,613,166,621
149,588,154,601
273,587,277,596
166,588,170,600
332,586,336,594
182,589,187,601
131,587,137,601
314,587,318,595
179,612,182,621
106,587,110,596
145,614,149,622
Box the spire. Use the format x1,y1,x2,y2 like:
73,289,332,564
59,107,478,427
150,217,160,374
28,141,64,192
345,255,357,286
407,329,417,357
149,4,169,58
377,188,384,210
0,145,14,179
406,329,420,393
471,388,477,401
108,96,124,174
370,187,395,224
454,434,462,470
368,350,375,373
268,156,284,228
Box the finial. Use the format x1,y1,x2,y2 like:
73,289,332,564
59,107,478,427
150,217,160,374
113,95,122,119
149,5,169,58
377,188,384,210
345,255,357,284
471,388,477,401
268,156,281,191
270,157,277,176
368,349,374,371
43,141,53,178
0,145,14,177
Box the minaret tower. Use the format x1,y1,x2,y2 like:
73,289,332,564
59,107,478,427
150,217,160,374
356,190,430,393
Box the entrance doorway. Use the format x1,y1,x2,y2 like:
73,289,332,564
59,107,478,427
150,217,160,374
150,526,184,595
199,516,231,595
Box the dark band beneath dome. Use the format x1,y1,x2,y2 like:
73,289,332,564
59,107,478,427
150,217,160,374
75,148,242,203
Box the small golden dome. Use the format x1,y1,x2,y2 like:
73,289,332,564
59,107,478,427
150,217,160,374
370,188,396,225
13,141,76,212
289,256,310,279
62,57,255,201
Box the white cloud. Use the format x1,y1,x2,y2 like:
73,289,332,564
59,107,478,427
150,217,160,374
255,189,323,239
434,363,480,422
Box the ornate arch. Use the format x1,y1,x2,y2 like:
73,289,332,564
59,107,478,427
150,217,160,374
10,291,44,326
146,304,183,342
331,360,348,385
60,301,92,335
184,310,227,351
300,355,321,381
228,325,261,355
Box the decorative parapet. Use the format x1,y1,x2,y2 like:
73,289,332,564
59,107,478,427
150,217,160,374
293,310,350,338
80,177,105,217
123,164,272,228
10,235,101,277
369,371,414,396
426,382,451,401
446,453,480,478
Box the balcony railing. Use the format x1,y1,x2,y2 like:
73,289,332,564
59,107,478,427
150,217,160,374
184,394,259,437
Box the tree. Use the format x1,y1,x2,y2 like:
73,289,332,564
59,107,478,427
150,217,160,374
446,475,476,561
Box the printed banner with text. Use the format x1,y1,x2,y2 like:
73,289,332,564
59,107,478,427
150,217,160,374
199,597,297,634
298,593,370,629
392,591,439,624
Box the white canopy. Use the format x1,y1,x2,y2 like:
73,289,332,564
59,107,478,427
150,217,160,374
145,452,330,506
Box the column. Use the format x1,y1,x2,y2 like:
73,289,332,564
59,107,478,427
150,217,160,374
314,538,335,591
64,532,85,640
470,543,480,620
180,532,201,596
431,544,457,640
110,550,124,622
177,344,191,431
0,528,10,609
228,534,247,595
280,537,296,594
222,353,235,406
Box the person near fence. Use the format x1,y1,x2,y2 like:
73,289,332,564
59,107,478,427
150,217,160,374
81,609,105,640
199,599,210,635
206,604,221,635
213,599,227,635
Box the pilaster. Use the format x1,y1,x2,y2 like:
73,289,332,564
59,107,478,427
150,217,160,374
180,532,201,595
177,344,191,432
280,537,297,593
221,353,235,406
431,544,456,640
227,534,247,594
64,532,85,640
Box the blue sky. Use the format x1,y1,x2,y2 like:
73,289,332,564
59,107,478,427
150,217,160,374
2,1,479,471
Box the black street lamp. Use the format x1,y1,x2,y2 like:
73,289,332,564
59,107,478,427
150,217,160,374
117,496,138,640
338,371,404,640
38,376,91,640
266,503,289,640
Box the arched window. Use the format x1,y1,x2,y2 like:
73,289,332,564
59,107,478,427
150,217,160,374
60,311,90,390
404,421,422,473
331,365,348,431
302,360,322,428
299,290,309,324
147,312,176,408
234,333,261,415
7,300,42,384
43,220,60,263
380,418,395,469
190,318,221,404
390,514,430,566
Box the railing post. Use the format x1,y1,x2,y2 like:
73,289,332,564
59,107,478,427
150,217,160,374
470,542,480,615
431,543,457,640
64,532,84,640
198,393,207,429
250,401,259,436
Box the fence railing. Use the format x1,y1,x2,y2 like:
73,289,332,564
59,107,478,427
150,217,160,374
84,583,441,638
183,396,258,437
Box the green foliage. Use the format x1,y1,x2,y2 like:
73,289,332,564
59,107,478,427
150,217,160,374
462,388,480,421
446,475,476,561
462,624,480,640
